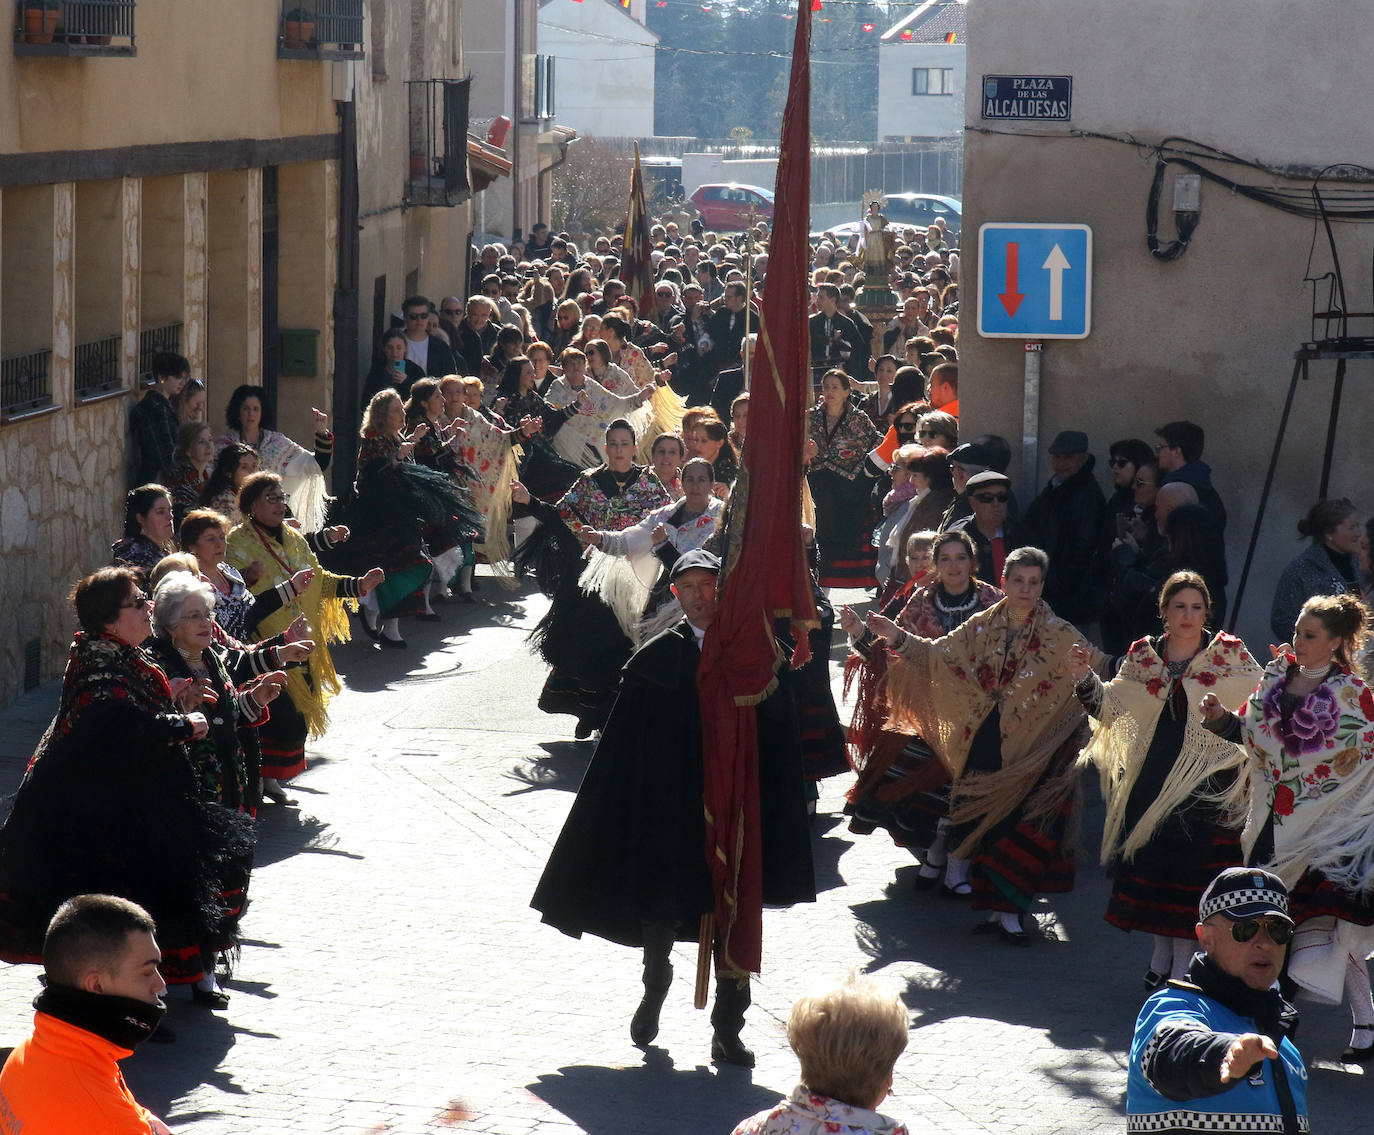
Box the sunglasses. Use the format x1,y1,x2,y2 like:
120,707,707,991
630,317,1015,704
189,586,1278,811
972,492,1010,504
1107,457,1131,468
1229,918,1293,946
916,428,943,439
894,421,918,431
404,311,429,321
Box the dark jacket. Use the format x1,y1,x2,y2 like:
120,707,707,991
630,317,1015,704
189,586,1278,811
1162,461,1228,577
947,513,1032,587
1023,455,1108,626
128,389,180,486
407,333,459,378
453,321,496,375
809,309,861,380
1270,539,1355,643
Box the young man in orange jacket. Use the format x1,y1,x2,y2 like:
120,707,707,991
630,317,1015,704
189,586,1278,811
0,894,171,1134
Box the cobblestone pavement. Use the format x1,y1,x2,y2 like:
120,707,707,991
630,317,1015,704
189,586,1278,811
0,577,1369,1133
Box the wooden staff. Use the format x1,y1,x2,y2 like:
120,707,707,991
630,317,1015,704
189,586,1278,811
694,912,714,1009
742,207,756,391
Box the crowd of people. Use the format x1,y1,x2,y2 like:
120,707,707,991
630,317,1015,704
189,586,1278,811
0,206,1372,1135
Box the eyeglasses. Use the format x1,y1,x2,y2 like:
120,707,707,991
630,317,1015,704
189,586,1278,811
178,611,212,624
972,492,1010,504
916,428,943,439
121,593,152,610
894,420,918,431
404,311,429,321
1229,918,1293,946
1152,441,1171,453
1133,477,1154,488
1107,457,1131,468
263,493,291,505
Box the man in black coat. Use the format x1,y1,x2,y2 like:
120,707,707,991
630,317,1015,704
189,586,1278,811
530,550,815,1068
808,283,860,385
1023,430,1108,628
401,294,459,377
948,470,1032,586
450,297,496,376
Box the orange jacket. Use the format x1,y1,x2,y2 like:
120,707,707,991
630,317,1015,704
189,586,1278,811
0,1012,154,1134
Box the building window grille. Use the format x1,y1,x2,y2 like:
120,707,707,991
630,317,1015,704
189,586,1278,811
138,323,182,386
277,0,364,60
13,0,136,57
1,349,53,419
404,78,471,208
74,334,121,400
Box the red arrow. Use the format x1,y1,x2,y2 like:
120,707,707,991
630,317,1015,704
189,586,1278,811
998,242,1025,317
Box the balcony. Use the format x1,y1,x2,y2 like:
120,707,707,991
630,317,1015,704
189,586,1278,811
276,0,363,61
1,349,53,421
404,79,472,208
138,322,182,385
74,334,121,401
13,0,135,57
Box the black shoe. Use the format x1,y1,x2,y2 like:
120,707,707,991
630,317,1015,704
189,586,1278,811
972,919,1000,936
574,719,594,740
711,1033,755,1067
1342,1026,1374,1063
913,867,940,891
1143,969,1167,992
941,881,973,900
998,917,1031,947
456,591,478,604
358,613,382,642
416,611,442,623
378,635,407,650
191,986,230,1010
630,987,671,1046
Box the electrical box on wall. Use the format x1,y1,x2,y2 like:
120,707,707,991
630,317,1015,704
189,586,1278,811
279,329,319,378
1172,173,1201,213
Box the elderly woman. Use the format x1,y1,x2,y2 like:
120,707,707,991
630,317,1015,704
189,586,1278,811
166,422,216,525
731,973,910,1135
1270,498,1364,643
214,384,333,533
915,409,958,451
866,547,1103,943
1074,572,1260,988
112,484,175,587
513,418,670,738
227,472,383,798
199,442,259,527
1203,592,1374,1062
843,530,1003,890
0,568,259,1002
805,369,882,589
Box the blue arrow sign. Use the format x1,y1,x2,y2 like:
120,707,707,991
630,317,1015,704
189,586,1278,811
977,223,1092,339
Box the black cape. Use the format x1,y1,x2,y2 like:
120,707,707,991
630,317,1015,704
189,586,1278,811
531,620,816,948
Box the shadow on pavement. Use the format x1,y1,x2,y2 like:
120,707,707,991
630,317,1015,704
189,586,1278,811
528,1050,778,1135
125,1006,267,1121
253,804,363,868
504,742,593,796
808,813,853,895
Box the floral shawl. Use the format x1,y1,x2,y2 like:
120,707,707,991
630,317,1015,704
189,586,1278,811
543,376,647,469
897,580,1004,638
1235,656,1374,891
590,361,635,396
808,404,881,481
614,343,656,389
454,404,517,569
1078,632,1260,864
731,1085,908,1135
225,519,352,739
556,465,670,537
886,598,1102,855
215,427,327,532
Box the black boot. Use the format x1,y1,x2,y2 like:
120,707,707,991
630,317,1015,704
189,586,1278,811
631,923,675,1046
709,973,754,1067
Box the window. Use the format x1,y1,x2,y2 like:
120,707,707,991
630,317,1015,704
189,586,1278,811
912,67,955,96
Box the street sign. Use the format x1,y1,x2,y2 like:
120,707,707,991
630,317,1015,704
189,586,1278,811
976,223,1092,339
981,75,1072,121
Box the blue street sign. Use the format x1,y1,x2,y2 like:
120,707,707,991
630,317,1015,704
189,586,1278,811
977,223,1092,339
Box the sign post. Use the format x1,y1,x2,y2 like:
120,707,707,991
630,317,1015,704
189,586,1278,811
1021,341,1042,494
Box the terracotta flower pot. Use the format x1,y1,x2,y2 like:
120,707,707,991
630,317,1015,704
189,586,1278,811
23,8,60,45
282,18,315,49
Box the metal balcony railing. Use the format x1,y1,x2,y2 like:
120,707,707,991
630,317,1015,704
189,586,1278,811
1,349,53,419
138,323,182,386
405,78,471,209
74,334,121,400
277,0,363,61
13,0,136,57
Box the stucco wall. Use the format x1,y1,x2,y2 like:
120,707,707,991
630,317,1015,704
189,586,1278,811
538,0,655,139
877,43,964,141
960,0,1374,646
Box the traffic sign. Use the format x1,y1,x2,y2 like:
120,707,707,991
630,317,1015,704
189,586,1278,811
977,223,1092,339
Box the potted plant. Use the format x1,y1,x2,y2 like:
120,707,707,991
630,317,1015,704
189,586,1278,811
21,0,61,45
74,0,115,45
282,6,315,49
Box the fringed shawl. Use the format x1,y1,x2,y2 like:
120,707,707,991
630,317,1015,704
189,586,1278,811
216,428,328,533
455,405,517,581
225,520,352,740
1236,657,1374,892
885,598,1099,854
1078,632,1260,865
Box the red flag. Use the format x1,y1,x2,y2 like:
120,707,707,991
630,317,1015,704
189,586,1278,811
696,0,818,978
619,144,655,320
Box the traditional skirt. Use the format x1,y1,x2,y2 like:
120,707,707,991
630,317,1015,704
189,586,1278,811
258,678,309,781
1286,869,1374,928
808,467,877,589
1106,824,1243,938
845,730,951,850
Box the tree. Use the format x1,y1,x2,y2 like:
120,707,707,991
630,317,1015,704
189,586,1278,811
550,138,633,236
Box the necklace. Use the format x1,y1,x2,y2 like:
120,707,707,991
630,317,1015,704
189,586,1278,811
1298,662,1331,679
933,585,977,616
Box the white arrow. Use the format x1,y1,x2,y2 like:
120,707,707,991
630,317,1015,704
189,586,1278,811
1043,243,1070,321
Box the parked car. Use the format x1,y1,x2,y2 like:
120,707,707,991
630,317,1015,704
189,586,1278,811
811,195,962,247
688,183,775,230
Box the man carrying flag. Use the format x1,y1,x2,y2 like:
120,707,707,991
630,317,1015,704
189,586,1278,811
529,0,821,1067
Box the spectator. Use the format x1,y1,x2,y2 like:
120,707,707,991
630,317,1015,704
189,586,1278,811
707,282,753,376
1269,497,1364,643
835,285,873,378
730,973,910,1135
927,361,958,416
1155,419,1227,540
174,376,207,425
1126,868,1306,1133
524,223,553,260
809,284,860,384
452,296,498,376
468,242,502,294
0,895,173,1131
128,351,189,487
361,328,422,409
1023,430,1107,628
395,295,452,376
948,470,1031,585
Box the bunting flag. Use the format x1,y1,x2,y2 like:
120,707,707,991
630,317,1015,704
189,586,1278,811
619,143,655,319
696,0,818,978
900,27,913,40
944,31,957,43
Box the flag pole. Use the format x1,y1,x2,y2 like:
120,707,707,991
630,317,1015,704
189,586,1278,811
742,207,755,390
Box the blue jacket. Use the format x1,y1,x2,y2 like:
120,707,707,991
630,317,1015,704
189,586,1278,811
1128,953,1307,1133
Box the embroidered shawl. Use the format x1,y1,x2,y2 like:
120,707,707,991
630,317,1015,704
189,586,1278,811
807,404,881,481
215,427,327,532
732,1085,909,1135
454,404,517,571
544,376,648,469
1078,632,1260,864
885,598,1101,854
1235,657,1374,891
225,520,352,739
